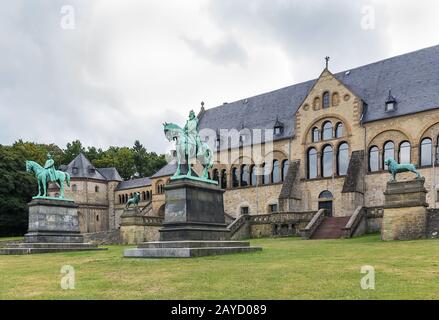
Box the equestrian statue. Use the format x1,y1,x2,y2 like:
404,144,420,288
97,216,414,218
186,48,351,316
384,157,422,182
163,109,214,182
25,153,71,199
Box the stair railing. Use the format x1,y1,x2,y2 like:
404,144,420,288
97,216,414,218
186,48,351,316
300,209,326,239
341,206,365,238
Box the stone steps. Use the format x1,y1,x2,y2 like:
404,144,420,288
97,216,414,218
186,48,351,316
0,242,106,255
137,241,250,249
311,217,350,239
125,240,261,258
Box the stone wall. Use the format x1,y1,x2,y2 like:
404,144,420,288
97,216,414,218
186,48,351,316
427,209,439,238
83,230,121,245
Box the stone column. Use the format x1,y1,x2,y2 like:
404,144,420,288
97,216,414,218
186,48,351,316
382,178,428,241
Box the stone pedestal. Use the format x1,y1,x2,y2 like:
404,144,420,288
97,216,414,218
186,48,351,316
25,199,84,243
124,178,262,258
0,199,104,255
382,178,428,241
160,179,231,241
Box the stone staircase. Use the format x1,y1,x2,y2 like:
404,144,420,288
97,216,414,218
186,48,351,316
311,216,351,240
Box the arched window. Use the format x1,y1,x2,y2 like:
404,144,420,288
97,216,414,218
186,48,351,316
232,168,239,188
322,91,330,108
250,165,257,186
319,190,333,199
272,160,281,183
322,121,333,140
240,165,250,187
399,141,411,164
221,169,227,189
337,142,349,176
95,185,99,192
420,138,432,166
335,122,344,138
118,195,122,204
383,141,395,170
369,146,379,172
322,145,333,177
307,148,318,179
146,191,150,201
437,136,439,164
212,169,219,183
72,184,77,192
142,191,146,200
262,163,269,185
332,93,340,106
312,127,319,142
282,160,289,182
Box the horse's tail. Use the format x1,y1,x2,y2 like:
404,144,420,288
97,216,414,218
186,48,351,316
66,172,71,187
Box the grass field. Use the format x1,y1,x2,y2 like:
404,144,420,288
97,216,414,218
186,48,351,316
1,234,439,300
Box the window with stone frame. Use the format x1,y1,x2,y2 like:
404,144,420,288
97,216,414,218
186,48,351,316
322,91,330,108
240,206,249,215
420,138,433,166
269,204,278,213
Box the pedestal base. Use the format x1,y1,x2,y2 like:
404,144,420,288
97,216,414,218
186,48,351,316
1,198,106,255
124,178,262,258
124,240,262,258
382,178,428,241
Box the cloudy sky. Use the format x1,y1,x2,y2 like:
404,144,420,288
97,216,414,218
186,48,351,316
1,0,439,154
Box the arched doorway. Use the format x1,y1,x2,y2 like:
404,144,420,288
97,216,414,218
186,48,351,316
318,190,333,216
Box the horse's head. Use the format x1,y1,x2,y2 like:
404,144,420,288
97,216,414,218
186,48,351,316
163,122,183,142
25,160,33,173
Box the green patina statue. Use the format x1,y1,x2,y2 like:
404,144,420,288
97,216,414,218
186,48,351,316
126,192,140,209
25,153,71,200
163,110,215,184
384,158,422,182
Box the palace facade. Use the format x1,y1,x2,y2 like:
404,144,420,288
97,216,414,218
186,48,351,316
52,45,439,238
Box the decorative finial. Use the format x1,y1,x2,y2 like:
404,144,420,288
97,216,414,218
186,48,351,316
325,56,330,69
201,101,205,108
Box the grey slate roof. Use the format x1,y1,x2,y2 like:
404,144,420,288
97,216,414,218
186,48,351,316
98,167,123,181
198,45,439,137
151,160,178,179
116,177,151,191
63,153,122,181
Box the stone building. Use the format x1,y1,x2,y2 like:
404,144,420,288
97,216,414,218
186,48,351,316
53,45,439,240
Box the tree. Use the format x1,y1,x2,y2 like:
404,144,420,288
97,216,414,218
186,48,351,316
62,140,85,164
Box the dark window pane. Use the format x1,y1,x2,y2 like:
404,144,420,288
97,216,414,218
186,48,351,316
322,145,333,177
308,148,318,179
337,143,349,175
232,168,239,187
369,146,379,172
221,170,227,189
322,122,333,140
399,142,411,164
323,92,330,108
421,138,432,166
241,165,250,187
282,160,289,181
272,160,280,183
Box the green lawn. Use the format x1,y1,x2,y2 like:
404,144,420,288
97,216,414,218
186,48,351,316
1,235,439,299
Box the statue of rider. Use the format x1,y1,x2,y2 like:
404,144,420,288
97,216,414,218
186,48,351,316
184,110,202,157
44,153,56,182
